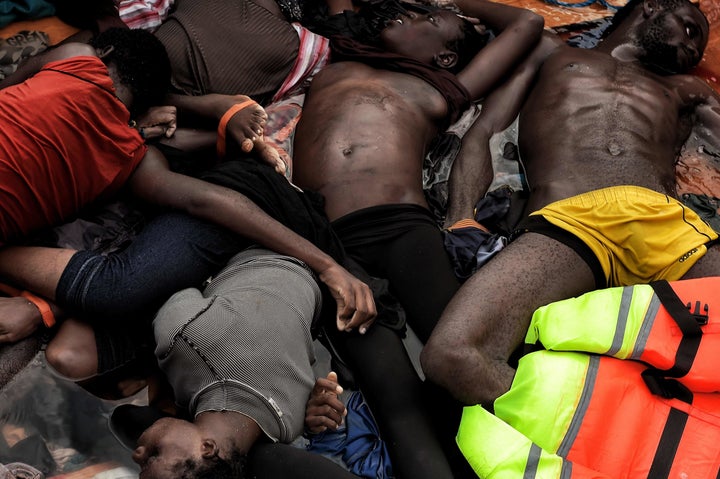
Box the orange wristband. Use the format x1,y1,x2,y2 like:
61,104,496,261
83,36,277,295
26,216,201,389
0,283,56,328
217,99,257,158
20,290,56,328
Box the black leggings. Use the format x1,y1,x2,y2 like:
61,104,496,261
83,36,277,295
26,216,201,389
249,443,360,478
332,204,460,342
330,204,471,479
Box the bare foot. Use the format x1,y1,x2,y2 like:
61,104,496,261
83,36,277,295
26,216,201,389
0,297,42,343
223,95,268,153
305,371,347,433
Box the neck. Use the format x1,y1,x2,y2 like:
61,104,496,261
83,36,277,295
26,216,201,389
194,411,262,455
594,6,643,56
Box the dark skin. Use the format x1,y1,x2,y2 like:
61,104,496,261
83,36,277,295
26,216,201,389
292,0,544,221
0,43,376,348
421,0,720,407
132,372,347,479
291,1,543,477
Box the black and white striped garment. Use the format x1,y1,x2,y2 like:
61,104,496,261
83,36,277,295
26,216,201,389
153,247,321,442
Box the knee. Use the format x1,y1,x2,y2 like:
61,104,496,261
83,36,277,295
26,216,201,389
420,335,467,387
45,337,97,380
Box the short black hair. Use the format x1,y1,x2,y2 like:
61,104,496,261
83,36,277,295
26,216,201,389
446,15,491,73
171,449,247,479
91,27,171,116
604,0,706,37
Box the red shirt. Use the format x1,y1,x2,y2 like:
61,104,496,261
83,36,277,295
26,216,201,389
0,55,147,244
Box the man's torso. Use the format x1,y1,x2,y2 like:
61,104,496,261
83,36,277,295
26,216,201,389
292,61,447,220
519,46,696,213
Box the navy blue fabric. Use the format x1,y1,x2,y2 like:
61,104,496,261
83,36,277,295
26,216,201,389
307,391,393,479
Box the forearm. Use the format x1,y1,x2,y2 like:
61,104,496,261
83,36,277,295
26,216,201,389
183,185,337,274
445,124,494,227
166,93,232,123
453,0,541,32
157,128,216,152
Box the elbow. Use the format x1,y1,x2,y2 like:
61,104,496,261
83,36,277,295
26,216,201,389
519,11,545,39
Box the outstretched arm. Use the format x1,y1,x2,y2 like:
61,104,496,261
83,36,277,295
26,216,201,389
129,146,377,329
453,0,544,100
445,32,561,225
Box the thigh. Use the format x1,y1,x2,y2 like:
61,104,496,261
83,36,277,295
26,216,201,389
327,325,457,479
58,212,248,318
433,232,597,360
378,225,460,343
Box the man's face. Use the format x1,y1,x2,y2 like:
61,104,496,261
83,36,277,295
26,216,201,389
636,3,709,74
132,418,203,479
379,9,464,65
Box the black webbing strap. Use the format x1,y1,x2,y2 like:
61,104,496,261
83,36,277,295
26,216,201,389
649,280,703,378
646,407,690,479
643,281,702,478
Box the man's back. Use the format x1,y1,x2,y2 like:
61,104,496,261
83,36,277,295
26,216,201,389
292,61,447,221
0,55,146,244
519,45,693,213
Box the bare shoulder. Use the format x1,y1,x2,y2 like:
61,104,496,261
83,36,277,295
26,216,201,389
669,73,720,106
48,42,98,61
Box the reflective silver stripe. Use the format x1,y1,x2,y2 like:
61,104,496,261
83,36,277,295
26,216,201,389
631,293,660,360
524,443,541,479
557,355,600,457
607,286,633,356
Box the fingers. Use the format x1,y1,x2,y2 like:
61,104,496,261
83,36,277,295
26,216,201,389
306,371,347,433
312,372,342,396
335,283,377,334
252,140,288,176
136,106,178,139
140,125,175,139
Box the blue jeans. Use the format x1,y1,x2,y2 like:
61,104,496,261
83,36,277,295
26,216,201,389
56,212,248,320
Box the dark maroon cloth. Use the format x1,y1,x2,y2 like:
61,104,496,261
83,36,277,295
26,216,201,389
329,35,471,126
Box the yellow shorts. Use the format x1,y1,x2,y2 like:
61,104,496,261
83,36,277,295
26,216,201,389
528,186,718,287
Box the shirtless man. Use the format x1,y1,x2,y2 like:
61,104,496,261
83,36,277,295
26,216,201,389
421,0,720,407
291,1,543,477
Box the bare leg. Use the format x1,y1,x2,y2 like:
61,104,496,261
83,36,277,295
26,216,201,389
45,318,98,379
421,233,596,405
0,246,75,300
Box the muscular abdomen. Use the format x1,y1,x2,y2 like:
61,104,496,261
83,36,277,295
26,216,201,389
518,48,684,211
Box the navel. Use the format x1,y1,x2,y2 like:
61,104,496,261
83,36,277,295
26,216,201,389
607,140,623,156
